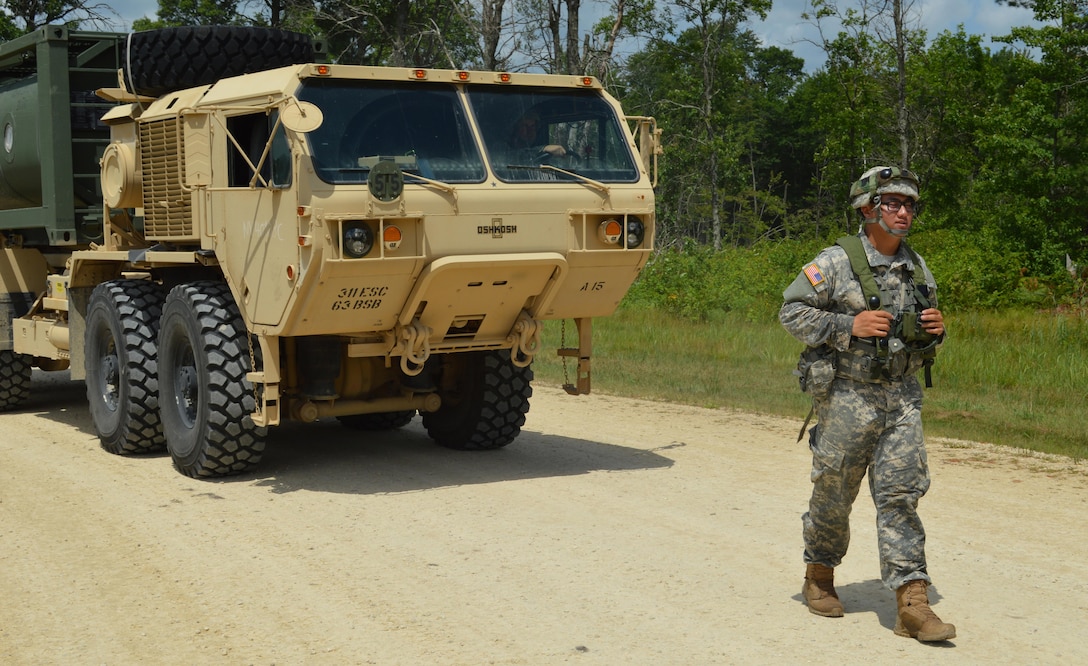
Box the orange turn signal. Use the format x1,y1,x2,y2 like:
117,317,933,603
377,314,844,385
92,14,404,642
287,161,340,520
597,219,622,244
383,225,403,250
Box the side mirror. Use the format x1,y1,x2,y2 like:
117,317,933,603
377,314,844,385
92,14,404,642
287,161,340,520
281,100,323,133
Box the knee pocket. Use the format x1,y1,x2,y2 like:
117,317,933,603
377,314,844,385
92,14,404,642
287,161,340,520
810,442,845,484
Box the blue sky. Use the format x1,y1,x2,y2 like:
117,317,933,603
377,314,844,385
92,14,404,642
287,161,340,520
100,0,1044,72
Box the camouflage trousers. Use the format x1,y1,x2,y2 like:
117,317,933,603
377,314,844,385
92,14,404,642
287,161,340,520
803,375,932,590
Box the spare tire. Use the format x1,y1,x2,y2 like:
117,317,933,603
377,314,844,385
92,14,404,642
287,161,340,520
123,26,315,97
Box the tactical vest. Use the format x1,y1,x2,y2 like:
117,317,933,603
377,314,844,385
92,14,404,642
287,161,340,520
793,236,941,441
835,235,939,386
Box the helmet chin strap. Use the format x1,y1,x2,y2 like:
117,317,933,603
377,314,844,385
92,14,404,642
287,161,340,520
877,217,909,237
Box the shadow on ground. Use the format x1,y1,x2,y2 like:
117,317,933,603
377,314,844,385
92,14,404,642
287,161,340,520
22,371,675,494
249,417,676,495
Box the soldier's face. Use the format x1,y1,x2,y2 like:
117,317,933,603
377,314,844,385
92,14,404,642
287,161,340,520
879,197,915,233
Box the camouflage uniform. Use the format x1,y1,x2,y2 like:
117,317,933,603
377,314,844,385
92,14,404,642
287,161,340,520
780,232,940,591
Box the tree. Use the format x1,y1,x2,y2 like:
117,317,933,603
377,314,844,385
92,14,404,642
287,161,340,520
0,0,114,33
797,0,927,230
477,0,513,70
509,0,651,77
313,0,477,67
984,0,1088,270
905,28,998,220
622,0,797,249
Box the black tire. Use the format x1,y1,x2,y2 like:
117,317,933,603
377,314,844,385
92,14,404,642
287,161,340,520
158,282,266,478
85,280,166,454
421,351,532,450
0,349,31,411
124,26,315,97
338,410,416,431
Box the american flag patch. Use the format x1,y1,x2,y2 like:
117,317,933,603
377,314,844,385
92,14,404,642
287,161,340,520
803,263,825,287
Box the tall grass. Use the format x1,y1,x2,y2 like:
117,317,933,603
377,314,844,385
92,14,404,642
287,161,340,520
532,306,1088,460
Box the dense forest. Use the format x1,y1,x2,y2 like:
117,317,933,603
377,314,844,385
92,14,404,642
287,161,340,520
3,0,1085,312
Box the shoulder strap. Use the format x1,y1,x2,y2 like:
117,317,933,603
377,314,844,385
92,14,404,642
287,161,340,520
899,241,934,309
836,236,882,310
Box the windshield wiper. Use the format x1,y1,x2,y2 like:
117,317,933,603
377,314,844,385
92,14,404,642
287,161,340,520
402,171,458,195
505,164,611,194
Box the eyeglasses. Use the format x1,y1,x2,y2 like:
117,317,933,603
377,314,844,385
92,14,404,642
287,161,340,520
880,198,918,214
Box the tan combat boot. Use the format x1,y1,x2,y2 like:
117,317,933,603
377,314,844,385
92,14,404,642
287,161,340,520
894,580,956,642
802,563,844,617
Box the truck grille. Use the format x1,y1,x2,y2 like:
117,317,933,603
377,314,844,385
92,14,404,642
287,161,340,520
140,119,194,240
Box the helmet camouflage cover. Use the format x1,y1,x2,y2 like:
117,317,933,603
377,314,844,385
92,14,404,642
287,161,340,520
849,166,920,209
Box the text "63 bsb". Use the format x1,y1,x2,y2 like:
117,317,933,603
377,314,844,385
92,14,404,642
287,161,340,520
331,285,388,311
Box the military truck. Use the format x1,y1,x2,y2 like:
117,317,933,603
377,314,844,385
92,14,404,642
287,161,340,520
0,26,660,477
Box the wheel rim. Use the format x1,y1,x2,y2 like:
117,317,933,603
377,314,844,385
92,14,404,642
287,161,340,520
98,339,120,412
171,345,200,429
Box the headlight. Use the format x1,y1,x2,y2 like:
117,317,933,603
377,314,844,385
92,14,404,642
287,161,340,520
343,223,374,258
626,216,645,248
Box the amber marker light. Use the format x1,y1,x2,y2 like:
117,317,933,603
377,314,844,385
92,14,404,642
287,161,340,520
383,225,403,251
412,69,428,79
314,65,331,76
597,219,622,244
456,71,470,81
497,72,512,83
580,76,594,86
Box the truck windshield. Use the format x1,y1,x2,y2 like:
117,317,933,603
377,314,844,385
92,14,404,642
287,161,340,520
298,79,487,184
467,87,640,184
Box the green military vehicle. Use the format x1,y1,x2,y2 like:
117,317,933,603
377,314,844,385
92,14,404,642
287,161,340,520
0,26,660,477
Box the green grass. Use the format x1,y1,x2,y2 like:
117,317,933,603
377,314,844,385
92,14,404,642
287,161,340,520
532,306,1088,460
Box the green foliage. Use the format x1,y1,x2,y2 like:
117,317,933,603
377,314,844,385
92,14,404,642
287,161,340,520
134,0,242,29
618,1,805,250
906,227,1026,309
627,237,828,322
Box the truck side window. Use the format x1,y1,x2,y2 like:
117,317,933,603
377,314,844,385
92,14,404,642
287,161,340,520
227,112,291,188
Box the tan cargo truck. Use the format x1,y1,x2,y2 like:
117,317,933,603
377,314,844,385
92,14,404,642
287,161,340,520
0,26,660,477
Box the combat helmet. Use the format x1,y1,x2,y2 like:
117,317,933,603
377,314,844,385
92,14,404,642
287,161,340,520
849,166,920,237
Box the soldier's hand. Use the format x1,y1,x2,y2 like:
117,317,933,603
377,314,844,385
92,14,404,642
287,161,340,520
920,308,945,337
852,309,894,338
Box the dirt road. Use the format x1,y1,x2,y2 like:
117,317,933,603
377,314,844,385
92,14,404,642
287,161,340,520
2,371,1086,665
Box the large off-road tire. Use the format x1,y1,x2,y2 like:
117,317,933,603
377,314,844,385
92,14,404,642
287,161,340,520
0,349,31,411
123,26,315,97
158,282,266,478
85,280,166,454
421,351,532,450
338,410,417,431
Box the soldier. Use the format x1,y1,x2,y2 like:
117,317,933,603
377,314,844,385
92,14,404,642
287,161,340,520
779,166,956,642
506,110,567,161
